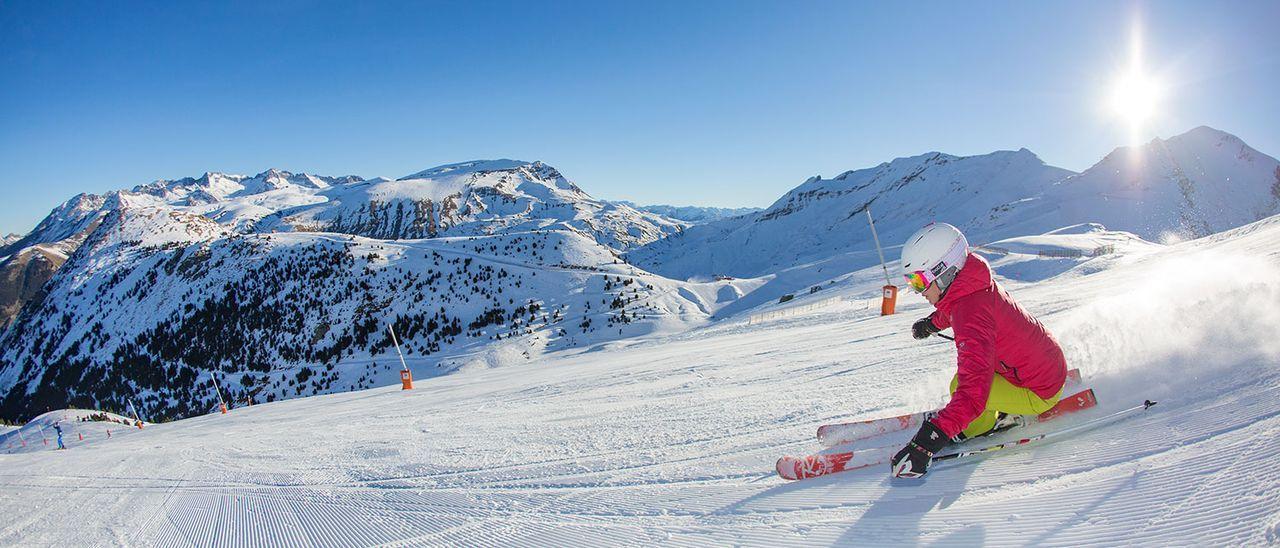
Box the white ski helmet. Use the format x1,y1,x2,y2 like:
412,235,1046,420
900,222,969,293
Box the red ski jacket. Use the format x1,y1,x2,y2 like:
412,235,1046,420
928,252,1068,438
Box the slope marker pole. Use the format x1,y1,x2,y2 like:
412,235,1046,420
128,399,144,429
211,372,229,414
389,322,413,390
865,208,898,315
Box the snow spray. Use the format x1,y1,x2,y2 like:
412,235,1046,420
1054,248,1280,405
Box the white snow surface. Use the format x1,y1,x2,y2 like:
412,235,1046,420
4,213,1280,545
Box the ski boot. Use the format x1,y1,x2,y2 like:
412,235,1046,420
949,412,1025,444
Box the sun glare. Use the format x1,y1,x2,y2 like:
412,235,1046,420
1107,19,1166,146
1110,72,1162,124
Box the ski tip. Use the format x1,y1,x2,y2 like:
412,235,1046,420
775,456,798,481
1066,368,1082,383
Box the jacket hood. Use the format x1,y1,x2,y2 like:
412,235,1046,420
936,252,994,311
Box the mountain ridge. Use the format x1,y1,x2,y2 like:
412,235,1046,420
610,201,762,225
971,125,1280,242
628,126,1280,280
627,146,1077,279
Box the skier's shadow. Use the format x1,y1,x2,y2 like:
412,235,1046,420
717,458,982,544
833,463,983,546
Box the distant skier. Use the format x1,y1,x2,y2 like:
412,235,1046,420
890,222,1068,478
54,422,66,450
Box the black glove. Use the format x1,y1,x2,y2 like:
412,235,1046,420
890,420,949,478
912,317,941,340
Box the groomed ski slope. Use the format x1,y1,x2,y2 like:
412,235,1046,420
3,217,1280,546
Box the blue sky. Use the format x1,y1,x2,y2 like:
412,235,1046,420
2,0,1277,235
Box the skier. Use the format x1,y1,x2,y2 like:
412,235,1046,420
54,422,65,450
889,222,1068,478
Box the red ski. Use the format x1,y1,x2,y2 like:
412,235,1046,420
776,445,896,480
781,387,1098,481
1036,387,1097,422
816,368,1082,447
814,412,925,448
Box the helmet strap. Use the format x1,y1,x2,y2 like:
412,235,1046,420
934,265,960,297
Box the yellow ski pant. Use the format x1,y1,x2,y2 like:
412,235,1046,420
949,374,1063,439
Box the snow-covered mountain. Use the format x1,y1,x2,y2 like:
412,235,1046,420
0,193,114,260
629,126,1280,280
9,160,681,257
0,234,20,248
0,193,129,328
611,201,762,225
0,160,687,333
255,160,683,251
0,160,722,422
0,245,66,331
132,169,363,205
130,169,363,231
975,126,1280,242
629,148,1076,279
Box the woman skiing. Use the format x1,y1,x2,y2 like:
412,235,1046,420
890,222,1068,478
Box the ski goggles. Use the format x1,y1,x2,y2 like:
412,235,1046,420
903,270,935,293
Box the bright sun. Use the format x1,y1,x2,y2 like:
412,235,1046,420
1107,20,1167,145
1110,71,1163,125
